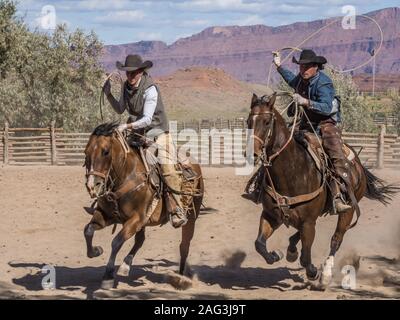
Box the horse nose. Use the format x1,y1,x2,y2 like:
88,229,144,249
86,176,98,198
86,175,95,190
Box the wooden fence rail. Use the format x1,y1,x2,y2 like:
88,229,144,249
2,121,400,169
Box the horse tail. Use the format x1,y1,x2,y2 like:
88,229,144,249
362,165,400,205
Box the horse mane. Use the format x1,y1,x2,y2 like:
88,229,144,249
92,122,120,136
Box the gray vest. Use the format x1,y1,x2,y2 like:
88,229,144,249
124,73,169,133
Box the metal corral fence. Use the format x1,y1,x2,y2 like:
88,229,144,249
1,120,399,169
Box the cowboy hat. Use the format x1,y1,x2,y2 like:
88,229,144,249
116,54,153,72
292,49,327,65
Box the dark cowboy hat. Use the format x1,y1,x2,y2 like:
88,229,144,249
116,54,153,72
292,49,327,65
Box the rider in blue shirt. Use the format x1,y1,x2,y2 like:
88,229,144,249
274,49,351,214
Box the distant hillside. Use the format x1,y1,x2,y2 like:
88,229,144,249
154,67,272,121
102,7,400,90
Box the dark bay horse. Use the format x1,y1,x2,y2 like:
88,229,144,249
83,123,204,289
246,93,398,288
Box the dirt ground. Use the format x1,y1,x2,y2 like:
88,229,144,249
0,165,399,300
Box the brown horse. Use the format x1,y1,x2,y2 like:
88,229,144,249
246,93,398,288
83,122,204,289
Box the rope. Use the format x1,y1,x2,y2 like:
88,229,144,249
99,71,124,121
264,95,299,164
267,14,384,87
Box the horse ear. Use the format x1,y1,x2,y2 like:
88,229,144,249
268,92,277,106
251,93,258,106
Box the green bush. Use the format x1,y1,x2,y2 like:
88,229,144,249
0,0,120,132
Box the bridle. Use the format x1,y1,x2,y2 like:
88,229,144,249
249,110,274,161
85,129,134,198
247,98,326,226
249,107,295,166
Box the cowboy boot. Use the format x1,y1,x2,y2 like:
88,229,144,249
241,187,262,204
331,160,352,214
163,172,188,228
242,167,264,204
334,191,352,214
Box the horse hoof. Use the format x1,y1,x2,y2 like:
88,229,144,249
255,241,272,264
255,241,283,265
101,279,115,290
118,262,131,277
88,246,103,258
286,249,299,263
310,282,326,291
306,265,320,281
272,250,284,262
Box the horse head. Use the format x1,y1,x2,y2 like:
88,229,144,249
246,92,277,163
84,122,126,198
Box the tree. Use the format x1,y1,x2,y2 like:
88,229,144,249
387,88,400,134
0,0,120,131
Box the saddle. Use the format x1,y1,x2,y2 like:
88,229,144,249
294,131,355,172
127,135,200,197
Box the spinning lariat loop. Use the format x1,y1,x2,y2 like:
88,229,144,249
267,14,384,87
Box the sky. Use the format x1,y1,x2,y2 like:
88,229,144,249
17,0,400,45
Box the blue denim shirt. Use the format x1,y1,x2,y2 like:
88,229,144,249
277,66,341,124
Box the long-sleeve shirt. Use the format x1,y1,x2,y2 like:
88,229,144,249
277,66,340,123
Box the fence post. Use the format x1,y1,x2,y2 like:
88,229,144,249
3,122,9,165
377,124,386,169
208,133,212,166
50,121,57,165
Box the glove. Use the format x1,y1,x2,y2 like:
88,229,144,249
117,124,129,132
103,79,111,96
273,52,281,67
293,93,310,107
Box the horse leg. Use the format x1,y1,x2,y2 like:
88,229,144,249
101,217,141,290
286,231,301,263
119,228,146,277
255,213,283,265
300,221,319,280
320,208,354,287
179,211,196,275
84,210,110,258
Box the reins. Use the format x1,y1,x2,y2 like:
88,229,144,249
250,93,299,166
249,95,327,225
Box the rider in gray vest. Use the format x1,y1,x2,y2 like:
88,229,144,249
103,54,188,228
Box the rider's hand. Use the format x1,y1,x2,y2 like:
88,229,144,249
103,79,111,96
273,52,281,67
293,93,310,107
117,124,130,132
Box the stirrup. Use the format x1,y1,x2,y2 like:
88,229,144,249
333,196,352,214
170,207,188,228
